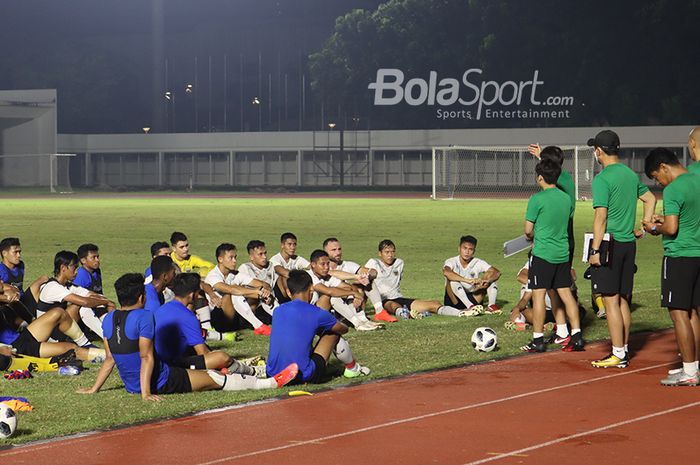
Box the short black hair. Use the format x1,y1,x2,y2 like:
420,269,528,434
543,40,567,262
151,255,174,280
114,273,146,307
150,241,169,257
535,159,561,185
247,240,265,253
54,250,79,275
460,235,478,246
539,146,564,167
378,239,395,251
170,273,201,297
322,237,339,248
310,249,328,262
170,231,187,245
77,243,99,260
280,232,297,243
0,238,20,254
645,147,681,179
215,243,236,258
287,269,313,295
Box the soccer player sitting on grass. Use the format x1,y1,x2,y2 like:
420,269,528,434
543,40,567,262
78,273,297,400
0,237,49,324
642,148,700,386
364,240,464,319
145,241,170,284
521,159,583,353
269,232,310,305
323,237,397,323
154,273,237,371
204,243,272,336
1,280,105,363
72,243,108,338
267,270,370,384
443,235,501,315
144,256,177,312
307,250,382,331
238,240,278,326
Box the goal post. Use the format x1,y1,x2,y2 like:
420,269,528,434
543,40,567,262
0,152,75,193
431,145,595,200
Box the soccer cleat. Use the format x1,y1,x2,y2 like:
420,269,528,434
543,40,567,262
273,362,299,387
239,355,265,367
253,324,272,336
520,339,546,353
206,329,238,342
459,305,485,317
549,334,570,345
485,304,502,315
596,308,607,319
561,335,585,352
660,371,700,386
591,353,629,368
374,310,398,323
395,306,411,320
504,320,531,331
252,364,268,379
356,320,381,331
343,363,371,378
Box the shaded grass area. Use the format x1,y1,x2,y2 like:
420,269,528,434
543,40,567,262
0,197,670,444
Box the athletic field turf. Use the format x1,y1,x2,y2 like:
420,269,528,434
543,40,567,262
0,197,669,444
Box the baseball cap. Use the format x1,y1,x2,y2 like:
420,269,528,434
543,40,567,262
587,130,620,151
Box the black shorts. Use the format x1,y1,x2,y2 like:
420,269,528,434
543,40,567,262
158,366,193,394
590,240,636,296
11,330,41,357
211,307,249,332
528,255,572,290
172,352,207,370
382,297,415,309
442,289,478,309
274,281,291,304
292,353,326,385
661,256,700,310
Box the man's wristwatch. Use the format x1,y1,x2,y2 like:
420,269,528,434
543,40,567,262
590,249,600,256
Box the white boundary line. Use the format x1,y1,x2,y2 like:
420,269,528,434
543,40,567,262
463,400,700,465
195,361,672,465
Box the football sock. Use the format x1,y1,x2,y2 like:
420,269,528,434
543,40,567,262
487,282,498,306
79,307,104,338
334,337,355,365
556,324,569,338
366,286,384,312
533,332,544,339
330,297,363,327
695,361,699,371
683,362,698,377
9,354,58,372
595,295,605,311
64,321,89,347
195,306,213,330
227,360,255,376
571,328,581,336
437,305,461,317
612,346,626,359
451,282,475,308
207,370,276,391
86,347,106,362
623,344,629,353
514,312,526,324
232,296,265,329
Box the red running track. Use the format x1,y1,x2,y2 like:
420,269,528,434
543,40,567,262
1,330,695,465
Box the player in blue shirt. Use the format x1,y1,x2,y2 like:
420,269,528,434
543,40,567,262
78,273,298,400
144,241,170,284
73,243,109,338
267,270,370,383
144,255,176,312
0,237,48,323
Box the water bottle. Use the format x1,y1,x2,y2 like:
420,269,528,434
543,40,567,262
396,306,410,320
58,365,81,376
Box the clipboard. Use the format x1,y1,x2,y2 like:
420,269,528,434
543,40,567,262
582,233,613,265
503,234,533,258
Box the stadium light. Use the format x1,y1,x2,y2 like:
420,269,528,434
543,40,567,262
252,96,261,105
185,83,193,94
328,122,336,129
164,91,173,101
252,96,262,131
142,127,151,134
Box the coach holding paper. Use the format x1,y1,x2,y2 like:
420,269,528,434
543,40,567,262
587,130,656,369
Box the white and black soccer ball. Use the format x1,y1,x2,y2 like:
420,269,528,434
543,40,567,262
471,327,497,352
0,404,17,439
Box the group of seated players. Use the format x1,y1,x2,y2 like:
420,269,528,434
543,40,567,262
0,231,585,400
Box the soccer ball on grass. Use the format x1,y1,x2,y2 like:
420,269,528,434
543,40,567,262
0,404,17,439
471,327,498,352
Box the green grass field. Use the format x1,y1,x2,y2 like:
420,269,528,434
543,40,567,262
0,196,670,444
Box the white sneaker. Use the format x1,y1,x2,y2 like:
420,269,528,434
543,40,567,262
343,363,371,378
252,364,267,379
355,321,380,331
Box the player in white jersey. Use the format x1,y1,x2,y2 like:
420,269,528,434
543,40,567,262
364,240,463,319
238,240,277,322
269,232,310,304
307,250,382,331
323,237,397,323
443,235,502,316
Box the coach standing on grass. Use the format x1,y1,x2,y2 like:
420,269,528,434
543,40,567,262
587,130,656,369
642,149,700,386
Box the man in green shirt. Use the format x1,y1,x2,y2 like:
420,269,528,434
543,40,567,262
587,130,656,368
521,159,583,353
642,148,700,386
687,127,700,175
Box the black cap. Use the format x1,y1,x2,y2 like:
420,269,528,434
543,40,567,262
587,130,620,151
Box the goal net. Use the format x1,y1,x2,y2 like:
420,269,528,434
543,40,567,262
431,146,596,200
0,153,75,193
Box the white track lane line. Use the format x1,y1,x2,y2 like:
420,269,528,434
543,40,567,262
195,361,672,465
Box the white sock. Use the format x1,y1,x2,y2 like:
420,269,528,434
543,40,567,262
571,328,581,336
207,370,276,390
195,306,213,330
533,332,544,339
333,337,354,365
624,344,629,353
612,346,626,359
79,307,104,338
437,305,461,317
232,296,264,329
366,286,384,312
486,282,498,306
330,297,365,328
683,362,698,377
260,300,277,316
696,361,699,371
515,312,526,324
556,324,569,338
450,282,475,308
